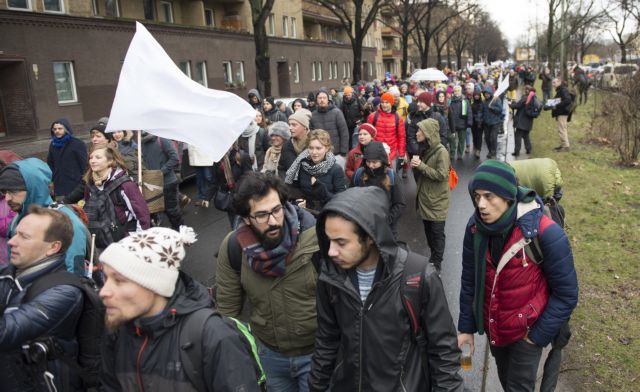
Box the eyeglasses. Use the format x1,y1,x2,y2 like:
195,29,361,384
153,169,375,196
249,204,284,224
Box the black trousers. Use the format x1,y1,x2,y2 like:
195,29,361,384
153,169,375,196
484,123,501,157
490,339,543,392
514,128,532,154
422,220,446,267
163,182,184,230
472,123,484,152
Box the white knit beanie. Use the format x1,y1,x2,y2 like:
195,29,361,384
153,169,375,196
99,226,197,297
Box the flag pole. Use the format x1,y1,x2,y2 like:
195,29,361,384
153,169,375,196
137,130,143,193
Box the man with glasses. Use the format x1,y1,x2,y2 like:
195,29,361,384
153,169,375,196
216,172,320,392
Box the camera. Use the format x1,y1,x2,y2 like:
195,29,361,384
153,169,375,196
22,338,60,364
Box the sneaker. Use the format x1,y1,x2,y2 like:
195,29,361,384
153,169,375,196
486,154,494,159
202,200,209,208
180,194,191,209
555,146,570,152
553,145,564,151
512,152,520,157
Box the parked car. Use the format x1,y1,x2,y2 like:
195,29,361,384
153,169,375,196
599,63,639,89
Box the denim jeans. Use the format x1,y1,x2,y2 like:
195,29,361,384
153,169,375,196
194,166,214,201
490,338,543,392
258,343,312,392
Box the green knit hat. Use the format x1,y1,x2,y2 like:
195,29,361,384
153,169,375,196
468,159,518,201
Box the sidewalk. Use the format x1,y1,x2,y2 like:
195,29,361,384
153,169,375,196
1,129,91,161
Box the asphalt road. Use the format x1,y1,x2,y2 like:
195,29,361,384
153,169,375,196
177,109,517,391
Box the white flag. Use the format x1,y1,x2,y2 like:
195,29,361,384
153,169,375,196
494,73,509,98
105,22,255,162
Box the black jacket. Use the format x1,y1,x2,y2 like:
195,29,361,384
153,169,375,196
0,257,84,392
310,104,350,155
264,107,287,124
407,109,449,155
448,96,473,131
295,160,347,210
100,272,259,392
551,85,573,117
510,96,536,132
278,139,299,179
309,187,463,392
340,96,364,131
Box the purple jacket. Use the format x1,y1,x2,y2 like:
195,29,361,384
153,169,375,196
84,169,151,232
0,197,16,267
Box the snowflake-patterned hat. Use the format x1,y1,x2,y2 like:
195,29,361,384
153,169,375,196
99,226,197,297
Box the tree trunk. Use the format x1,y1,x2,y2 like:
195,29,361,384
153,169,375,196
620,41,627,63
546,3,555,74
456,49,463,72
253,24,271,97
447,44,452,69
401,33,409,78
436,48,443,69
352,40,363,83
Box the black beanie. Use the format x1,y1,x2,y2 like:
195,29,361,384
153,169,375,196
265,96,275,106
90,124,113,141
363,141,389,166
0,165,26,191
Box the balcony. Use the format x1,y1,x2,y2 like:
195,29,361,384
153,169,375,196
381,26,400,37
221,15,245,31
382,49,402,58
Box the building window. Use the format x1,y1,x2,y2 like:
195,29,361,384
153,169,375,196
290,17,297,38
160,1,174,23
204,9,215,27
223,61,233,84
43,0,63,13
311,62,316,81
105,0,120,17
53,62,78,104
267,13,275,36
294,62,300,83
343,62,348,79
317,62,323,81
282,16,289,37
235,61,245,85
333,62,338,80
328,61,333,80
195,61,207,86
347,62,352,77
179,61,191,78
368,62,373,78
8,0,31,10
143,0,154,19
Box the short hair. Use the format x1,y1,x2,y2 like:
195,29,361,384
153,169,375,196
324,211,369,245
308,129,333,152
232,172,289,217
27,205,73,254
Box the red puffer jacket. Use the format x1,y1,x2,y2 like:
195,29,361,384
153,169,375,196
367,108,406,161
481,216,553,347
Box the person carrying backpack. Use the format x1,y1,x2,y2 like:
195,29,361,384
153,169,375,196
99,226,262,392
83,146,150,250
0,206,100,391
458,160,578,392
309,187,463,391
509,85,540,157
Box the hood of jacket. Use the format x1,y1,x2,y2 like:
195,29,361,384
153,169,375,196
141,132,157,144
12,158,54,220
417,118,442,153
483,85,495,97
50,118,73,136
248,88,262,102
316,187,397,270
131,271,213,337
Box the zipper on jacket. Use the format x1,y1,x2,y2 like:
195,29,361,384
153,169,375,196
136,332,149,392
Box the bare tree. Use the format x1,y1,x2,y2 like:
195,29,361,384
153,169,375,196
249,0,276,97
468,11,508,64
605,0,640,63
316,0,385,82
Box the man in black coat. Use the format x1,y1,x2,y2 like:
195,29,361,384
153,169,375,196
309,187,463,391
46,118,88,199
549,78,573,152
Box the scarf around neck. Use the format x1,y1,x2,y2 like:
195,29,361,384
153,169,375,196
242,123,260,170
235,202,301,277
261,145,282,175
471,187,535,335
284,150,336,184
51,133,71,148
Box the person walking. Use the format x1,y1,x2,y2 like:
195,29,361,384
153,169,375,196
411,119,451,272
310,91,350,160
345,123,376,180
406,92,449,160
539,67,553,103
481,86,504,159
458,160,578,392
509,86,539,156
448,85,473,161
340,86,364,149
46,118,88,199
280,108,313,175
367,92,406,170
264,96,288,124
309,187,463,391
470,86,485,159
217,172,320,391
261,121,291,177
188,143,215,208
99,226,261,391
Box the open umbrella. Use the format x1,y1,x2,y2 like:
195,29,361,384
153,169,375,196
409,68,449,82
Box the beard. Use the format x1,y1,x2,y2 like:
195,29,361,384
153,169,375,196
7,201,22,212
105,313,131,334
253,224,284,249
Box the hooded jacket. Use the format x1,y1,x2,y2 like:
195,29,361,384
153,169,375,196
247,89,263,110
310,103,350,155
414,120,451,221
481,86,504,126
406,109,449,156
0,256,84,392
216,205,320,357
309,187,463,392
100,272,260,392
510,95,536,132
47,118,88,198
9,158,89,276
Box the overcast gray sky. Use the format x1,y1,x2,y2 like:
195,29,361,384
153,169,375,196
483,0,542,49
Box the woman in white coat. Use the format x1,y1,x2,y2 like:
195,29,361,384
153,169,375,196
188,144,215,207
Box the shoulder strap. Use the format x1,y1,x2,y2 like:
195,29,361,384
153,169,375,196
24,270,83,302
103,175,130,195
394,112,400,134
227,231,243,273
179,308,216,392
400,250,428,345
373,111,380,127
352,167,364,186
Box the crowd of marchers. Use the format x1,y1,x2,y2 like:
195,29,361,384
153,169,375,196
0,64,578,392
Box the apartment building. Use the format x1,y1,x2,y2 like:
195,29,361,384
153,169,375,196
0,0,378,142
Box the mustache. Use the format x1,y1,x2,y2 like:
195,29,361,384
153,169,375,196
265,225,281,233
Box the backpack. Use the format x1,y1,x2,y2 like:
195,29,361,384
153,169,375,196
525,98,542,119
567,90,578,114
23,271,105,388
179,306,267,391
83,176,130,249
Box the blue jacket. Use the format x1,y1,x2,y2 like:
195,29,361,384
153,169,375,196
458,200,579,347
9,158,89,276
0,256,84,391
481,87,505,126
46,118,88,198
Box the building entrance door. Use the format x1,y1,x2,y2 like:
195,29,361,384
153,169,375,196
277,61,291,97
